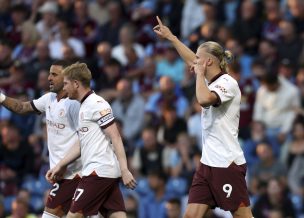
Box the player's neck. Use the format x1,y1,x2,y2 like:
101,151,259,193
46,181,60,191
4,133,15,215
56,90,67,101
205,66,222,82
78,87,92,103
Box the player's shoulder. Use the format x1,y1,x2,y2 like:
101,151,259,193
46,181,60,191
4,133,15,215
213,73,238,88
84,93,110,108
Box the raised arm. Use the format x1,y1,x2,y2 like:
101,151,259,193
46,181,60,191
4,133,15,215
0,92,34,114
153,16,196,66
103,122,137,190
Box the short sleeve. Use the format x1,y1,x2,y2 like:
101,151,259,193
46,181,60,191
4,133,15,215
209,77,236,106
93,101,115,129
31,93,51,114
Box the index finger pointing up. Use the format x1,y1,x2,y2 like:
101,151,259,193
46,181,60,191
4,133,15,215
156,16,163,26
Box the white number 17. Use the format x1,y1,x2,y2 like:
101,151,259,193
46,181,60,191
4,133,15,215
73,188,84,201
223,184,232,198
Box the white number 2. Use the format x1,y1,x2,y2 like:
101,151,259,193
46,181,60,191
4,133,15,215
50,183,59,197
73,188,84,201
223,184,232,198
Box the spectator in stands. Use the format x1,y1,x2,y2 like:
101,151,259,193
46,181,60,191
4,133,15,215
98,1,125,46
287,0,304,36
0,123,34,196
145,76,188,118
253,72,301,142
277,20,303,68
49,18,85,60
5,4,28,47
132,127,165,177
12,21,40,64
26,40,53,82
96,58,122,101
72,0,98,57
232,0,262,55
0,39,13,71
257,38,278,72
7,197,37,218
187,98,201,146
252,178,296,218
278,58,296,83
262,0,282,43
165,198,182,218
112,79,145,144
35,1,58,41
138,170,173,218
88,0,109,26
229,62,255,139
156,46,185,85
112,23,145,66
280,116,304,196
243,121,280,169
296,65,304,108
57,0,75,24
249,141,287,195
157,104,187,147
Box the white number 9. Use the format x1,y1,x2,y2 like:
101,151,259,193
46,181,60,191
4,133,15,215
223,184,232,198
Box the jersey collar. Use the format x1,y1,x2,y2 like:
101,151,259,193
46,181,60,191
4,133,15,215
208,72,226,85
80,90,94,104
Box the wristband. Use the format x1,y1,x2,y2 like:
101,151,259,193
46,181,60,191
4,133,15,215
0,93,6,103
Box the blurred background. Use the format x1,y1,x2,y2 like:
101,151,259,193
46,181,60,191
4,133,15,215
0,0,304,217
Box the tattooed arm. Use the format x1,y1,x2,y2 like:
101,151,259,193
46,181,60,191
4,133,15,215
1,96,35,114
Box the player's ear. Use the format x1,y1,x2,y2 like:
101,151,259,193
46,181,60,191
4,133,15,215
74,80,79,88
207,58,213,66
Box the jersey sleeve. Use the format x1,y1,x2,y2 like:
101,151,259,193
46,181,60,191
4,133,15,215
31,93,51,113
209,77,236,106
92,100,115,129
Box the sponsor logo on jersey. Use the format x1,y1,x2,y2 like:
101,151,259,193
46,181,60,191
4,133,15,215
78,127,89,133
215,84,227,94
46,119,65,129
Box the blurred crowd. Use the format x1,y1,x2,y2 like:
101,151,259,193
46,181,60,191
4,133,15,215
0,0,304,217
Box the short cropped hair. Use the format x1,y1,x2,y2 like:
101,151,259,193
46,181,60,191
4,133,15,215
62,62,92,87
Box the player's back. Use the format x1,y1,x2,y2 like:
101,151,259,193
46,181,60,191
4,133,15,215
78,91,121,178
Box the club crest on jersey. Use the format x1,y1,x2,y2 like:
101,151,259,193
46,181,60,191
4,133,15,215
59,109,65,117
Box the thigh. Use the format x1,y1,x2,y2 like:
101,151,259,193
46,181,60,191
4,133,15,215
69,176,121,216
183,203,209,218
188,163,216,208
46,178,80,214
100,180,126,218
232,206,253,218
210,163,250,212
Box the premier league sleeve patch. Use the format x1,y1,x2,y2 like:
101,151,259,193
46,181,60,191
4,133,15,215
97,109,114,127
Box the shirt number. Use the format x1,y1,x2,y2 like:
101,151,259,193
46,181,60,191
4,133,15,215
73,188,84,201
223,184,232,198
50,183,59,197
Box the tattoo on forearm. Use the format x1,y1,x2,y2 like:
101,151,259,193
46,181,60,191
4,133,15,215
3,97,32,114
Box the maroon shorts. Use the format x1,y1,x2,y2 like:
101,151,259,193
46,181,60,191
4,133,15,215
46,178,80,213
69,175,126,217
188,162,250,212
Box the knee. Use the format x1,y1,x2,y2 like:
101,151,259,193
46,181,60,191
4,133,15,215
66,212,83,218
44,207,64,217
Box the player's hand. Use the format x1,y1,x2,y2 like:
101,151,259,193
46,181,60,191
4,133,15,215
121,169,137,190
153,16,175,41
194,58,208,77
45,164,66,183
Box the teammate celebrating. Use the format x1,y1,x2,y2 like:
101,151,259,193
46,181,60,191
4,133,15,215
0,60,82,218
46,62,136,218
154,17,253,218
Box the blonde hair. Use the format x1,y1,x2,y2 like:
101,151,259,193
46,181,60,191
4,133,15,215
198,41,233,72
21,21,40,47
63,62,92,87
